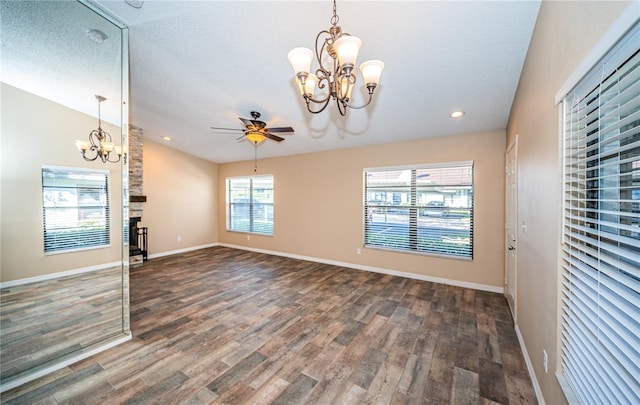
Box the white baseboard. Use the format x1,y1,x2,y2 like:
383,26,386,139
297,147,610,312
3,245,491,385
146,243,218,260
0,261,123,288
217,243,503,294
515,324,545,405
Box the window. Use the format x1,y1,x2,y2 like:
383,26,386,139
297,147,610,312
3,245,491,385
560,24,639,404
42,166,110,254
364,162,473,258
226,175,274,235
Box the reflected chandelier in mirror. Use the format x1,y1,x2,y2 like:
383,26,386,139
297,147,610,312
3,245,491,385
76,95,128,163
0,0,130,392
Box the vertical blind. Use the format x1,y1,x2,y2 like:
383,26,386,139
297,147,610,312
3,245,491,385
364,162,473,258
42,166,111,253
226,175,274,235
560,23,640,404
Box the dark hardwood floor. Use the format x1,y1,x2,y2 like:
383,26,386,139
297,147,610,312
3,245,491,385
1,246,537,404
1,267,124,382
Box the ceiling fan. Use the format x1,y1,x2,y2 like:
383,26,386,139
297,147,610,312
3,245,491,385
210,111,294,144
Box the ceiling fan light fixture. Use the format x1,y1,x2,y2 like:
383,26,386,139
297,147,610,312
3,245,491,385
288,0,383,116
246,131,266,144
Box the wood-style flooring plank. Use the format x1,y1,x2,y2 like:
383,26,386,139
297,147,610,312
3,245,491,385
1,246,537,404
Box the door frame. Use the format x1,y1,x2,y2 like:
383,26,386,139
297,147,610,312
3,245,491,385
505,135,518,323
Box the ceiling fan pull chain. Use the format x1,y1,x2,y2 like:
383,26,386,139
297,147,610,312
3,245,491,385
254,143,258,172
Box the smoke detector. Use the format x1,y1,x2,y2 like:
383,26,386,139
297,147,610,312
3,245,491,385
124,0,144,8
86,29,108,44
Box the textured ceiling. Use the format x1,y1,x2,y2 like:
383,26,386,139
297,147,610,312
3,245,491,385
3,0,541,164
1,0,124,124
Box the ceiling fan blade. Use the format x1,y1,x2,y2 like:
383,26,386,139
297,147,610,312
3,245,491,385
239,117,253,127
236,134,247,141
210,126,243,132
265,133,285,142
265,126,294,133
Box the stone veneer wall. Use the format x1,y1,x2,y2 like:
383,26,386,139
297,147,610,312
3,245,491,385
129,125,144,218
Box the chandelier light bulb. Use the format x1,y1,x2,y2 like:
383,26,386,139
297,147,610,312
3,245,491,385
333,35,361,71
338,76,354,100
101,141,115,153
75,140,89,152
297,73,318,97
287,47,313,76
360,60,384,86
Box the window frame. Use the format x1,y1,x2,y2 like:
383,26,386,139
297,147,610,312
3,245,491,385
363,161,474,259
226,174,274,236
42,165,111,254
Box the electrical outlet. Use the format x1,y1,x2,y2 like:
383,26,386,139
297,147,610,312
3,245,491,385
177,236,182,242
356,248,361,255
543,350,548,373
247,235,250,241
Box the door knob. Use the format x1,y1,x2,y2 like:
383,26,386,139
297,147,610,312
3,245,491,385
508,245,515,251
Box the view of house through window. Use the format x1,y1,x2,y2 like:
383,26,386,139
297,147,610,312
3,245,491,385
226,175,274,235
364,162,474,258
42,166,111,254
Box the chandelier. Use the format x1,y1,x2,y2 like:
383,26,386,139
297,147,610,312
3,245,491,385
75,95,127,163
287,0,384,116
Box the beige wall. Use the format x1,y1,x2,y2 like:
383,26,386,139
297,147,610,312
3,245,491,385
1,83,124,282
506,1,632,403
141,139,218,256
219,130,506,290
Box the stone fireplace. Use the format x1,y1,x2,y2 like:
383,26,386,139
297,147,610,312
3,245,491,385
129,125,146,266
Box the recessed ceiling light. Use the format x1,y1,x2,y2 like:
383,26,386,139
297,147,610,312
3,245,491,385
161,136,172,141
86,29,108,44
449,110,465,119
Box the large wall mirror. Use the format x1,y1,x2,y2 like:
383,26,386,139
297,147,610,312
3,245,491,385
0,0,130,391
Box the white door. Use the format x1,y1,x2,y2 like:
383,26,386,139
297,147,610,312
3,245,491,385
505,137,518,322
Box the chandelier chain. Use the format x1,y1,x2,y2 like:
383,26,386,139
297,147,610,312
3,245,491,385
331,0,339,26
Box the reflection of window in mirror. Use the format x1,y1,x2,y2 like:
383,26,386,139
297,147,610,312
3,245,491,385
42,166,111,254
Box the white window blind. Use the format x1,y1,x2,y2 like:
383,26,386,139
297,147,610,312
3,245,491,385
560,23,640,404
42,166,111,254
364,162,473,258
226,175,274,235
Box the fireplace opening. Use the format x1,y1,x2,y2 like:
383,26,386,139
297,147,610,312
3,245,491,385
129,217,148,262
